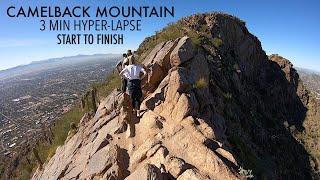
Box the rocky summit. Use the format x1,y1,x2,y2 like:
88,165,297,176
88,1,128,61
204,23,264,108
32,13,319,179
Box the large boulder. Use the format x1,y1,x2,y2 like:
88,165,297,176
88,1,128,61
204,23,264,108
177,169,207,180
143,39,179,92
125,164,164,180
86,144,119,178
166,156,187,178
170,36,194,67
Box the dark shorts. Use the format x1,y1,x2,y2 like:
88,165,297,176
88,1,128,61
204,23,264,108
127,79,142,109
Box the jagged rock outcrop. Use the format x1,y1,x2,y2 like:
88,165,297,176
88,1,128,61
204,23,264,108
32,13,318,179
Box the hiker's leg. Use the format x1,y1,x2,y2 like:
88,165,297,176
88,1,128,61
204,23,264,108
127,110,135,138
124,79,127,92
121,79,127,93
121,79,124,92
135,79,142,116
135,99,141,117
131,96,136,110
122,93,134,138
126,106,135,138
136,86,142,110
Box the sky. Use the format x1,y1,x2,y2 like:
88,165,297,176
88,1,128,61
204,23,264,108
0,0,319,71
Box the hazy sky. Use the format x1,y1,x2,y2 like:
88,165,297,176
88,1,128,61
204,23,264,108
0,0,319,71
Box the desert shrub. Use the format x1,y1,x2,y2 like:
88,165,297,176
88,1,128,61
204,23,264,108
233,63,240,71
137,20,206,61
187,30,202,48
136,20,185,58
199,24,208,33
223,92,233,99
194,77,207,89
70,122,77,130
159,22,184,41
207,55,214,63
239,166,254,178
212,37,223,47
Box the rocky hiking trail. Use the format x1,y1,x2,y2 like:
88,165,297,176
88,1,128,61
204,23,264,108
32,36,241,180
32,13,318,179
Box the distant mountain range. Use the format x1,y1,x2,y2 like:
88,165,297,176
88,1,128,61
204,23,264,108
0,54,121,81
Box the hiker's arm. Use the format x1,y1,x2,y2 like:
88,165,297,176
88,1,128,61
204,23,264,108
116,61,122,73
116,60,122,67
140,67,147,79
119,68,127,79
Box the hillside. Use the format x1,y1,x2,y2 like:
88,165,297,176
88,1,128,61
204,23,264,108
32,13,320,179
297,67,320,99
0,54,120,180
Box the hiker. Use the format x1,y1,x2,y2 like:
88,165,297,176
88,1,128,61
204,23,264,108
126,50,135,67
119,50,147,117
116,53,129,92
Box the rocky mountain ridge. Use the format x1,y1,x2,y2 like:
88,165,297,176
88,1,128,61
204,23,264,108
32,13,319,179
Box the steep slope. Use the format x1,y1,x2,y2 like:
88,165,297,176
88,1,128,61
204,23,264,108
32,13,319,179
268,55,320,178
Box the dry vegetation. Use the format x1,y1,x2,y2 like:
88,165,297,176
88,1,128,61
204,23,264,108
6,71,121,180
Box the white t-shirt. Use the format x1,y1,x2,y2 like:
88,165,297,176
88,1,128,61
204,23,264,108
120,64,146,80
